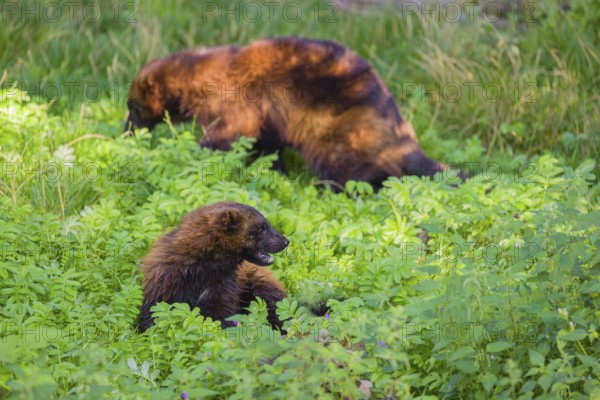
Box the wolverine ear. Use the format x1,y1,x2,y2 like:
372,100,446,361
219,209,242,233
144,76,155,91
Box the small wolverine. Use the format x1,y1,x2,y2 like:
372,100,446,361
126,36,455,188
138,202,289,332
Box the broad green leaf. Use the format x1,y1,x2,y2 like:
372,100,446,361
529,349,545,366
559,329,587,341
486,341,513,353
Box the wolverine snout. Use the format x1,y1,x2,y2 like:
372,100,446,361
124,106,140,134
274,229,289,249
263,232,289,254
272,235,289,252
124,114,135,134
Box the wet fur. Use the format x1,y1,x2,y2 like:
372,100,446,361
126,36,453,188
138,202,288,332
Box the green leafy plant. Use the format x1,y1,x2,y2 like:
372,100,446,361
1,2,599,398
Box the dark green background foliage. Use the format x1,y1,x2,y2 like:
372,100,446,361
0,0,599,398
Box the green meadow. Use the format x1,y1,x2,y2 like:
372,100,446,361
0,0,599,398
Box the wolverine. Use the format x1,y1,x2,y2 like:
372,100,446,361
126,36,454,188
138,202,289,332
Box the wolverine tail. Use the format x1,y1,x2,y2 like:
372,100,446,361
396,149,468,182
376,143,449,180
378,120,465,181
401,149,449,178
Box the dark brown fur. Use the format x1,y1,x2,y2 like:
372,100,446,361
126,36,453,188
138,202,288,332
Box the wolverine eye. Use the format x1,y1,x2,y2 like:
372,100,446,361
257,224,267,233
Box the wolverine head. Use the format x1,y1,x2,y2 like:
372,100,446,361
124,83,164,133
124,60,169,133
239,212,289,266
180,202,289,267
125,100,161,133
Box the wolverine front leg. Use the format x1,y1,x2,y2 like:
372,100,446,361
198,109,264,150
199,124,242,150
237,263,287,330
253,278,287,330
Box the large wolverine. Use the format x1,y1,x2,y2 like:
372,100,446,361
126,36,451,188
